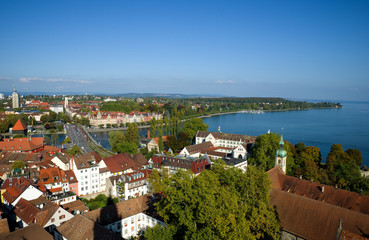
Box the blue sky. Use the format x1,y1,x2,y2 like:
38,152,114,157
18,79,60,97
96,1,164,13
1,0,368,101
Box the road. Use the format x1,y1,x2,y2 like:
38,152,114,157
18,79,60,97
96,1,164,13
65,124,93,153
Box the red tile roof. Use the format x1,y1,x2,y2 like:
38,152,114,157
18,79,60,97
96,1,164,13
14,198,41,225
3,178,32,204
103,153,138,173
12,119,27,131
0,137,44,152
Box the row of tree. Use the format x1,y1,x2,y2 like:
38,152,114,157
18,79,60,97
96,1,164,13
108,123,140,154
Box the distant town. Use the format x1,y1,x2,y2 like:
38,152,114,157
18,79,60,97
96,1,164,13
0,89,367,240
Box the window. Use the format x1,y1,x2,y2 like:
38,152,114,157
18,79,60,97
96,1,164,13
59,215,65,220
51,218,55,223
131,218,134,224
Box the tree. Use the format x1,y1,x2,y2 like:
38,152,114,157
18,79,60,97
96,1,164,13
180,118,208,141
346,149,363,167
148,161,279,240
63,136,71,144
158,129,164,152
150,118,157,138
109,131,125,153
125,123,139,146
68,145,82,155
11,160,25,170
248,133,280,171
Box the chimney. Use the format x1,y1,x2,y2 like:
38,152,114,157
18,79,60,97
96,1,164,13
321,186,324,193
147,129,150,139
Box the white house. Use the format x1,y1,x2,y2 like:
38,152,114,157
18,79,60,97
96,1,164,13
2,178,43,208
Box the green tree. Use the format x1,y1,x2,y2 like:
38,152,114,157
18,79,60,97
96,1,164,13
158,129,164,152
109,131,125,153
125,123,139,146
11,160,25,170
68,145,82,155
149,161,279,240
345,149,363,167
51,133,59,146
248,133,280,171
150,118,157,138
180,118,208,141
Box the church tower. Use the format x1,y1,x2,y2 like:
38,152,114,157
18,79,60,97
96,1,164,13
275,135,287,173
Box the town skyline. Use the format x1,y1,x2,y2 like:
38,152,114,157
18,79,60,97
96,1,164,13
1,1,369,101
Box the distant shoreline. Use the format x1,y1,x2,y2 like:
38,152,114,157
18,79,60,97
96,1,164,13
197,106,341,119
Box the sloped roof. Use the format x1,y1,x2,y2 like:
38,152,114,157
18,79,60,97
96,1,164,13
12,119,27,131
184,141,214,155
61,200,88,214
0,219,10,235
83,195,153,226
57,214,121,240
267,166,369,215
40,167,63,185
14,198,41,225
270,189,369,240
196,131,257,143
72,153,97,170
3,178,32,204
0,137,44,152
0,224,53,240
34,201,60,227
64,170,78,184
132,153,148,167
103,153,137,173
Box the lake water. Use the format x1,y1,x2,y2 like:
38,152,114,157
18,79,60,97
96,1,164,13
202,101,369,165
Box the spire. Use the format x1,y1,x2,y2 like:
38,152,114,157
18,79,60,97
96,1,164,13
279,135,284,147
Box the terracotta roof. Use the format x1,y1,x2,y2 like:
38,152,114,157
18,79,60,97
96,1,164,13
154,154,211,174
57,214,121,240
14,198,41,225
0,137,44,152
123,169,152,184
61,200,88,214
103,153,137,173
0,176,27,190
34,201,60,227
339,230,369,240
40,167,64,185
65,169,78,184
0,224,53,240
72,153,97,170
43,145,61,153
83,195,154,226
91,151,103,163
12,119,27,131
2,178,32,204
267,166,369,215
196,131,257,143
152,136,167,145
28,195,48,206
0,219,10,235
270,189,369,240
132,153,148,167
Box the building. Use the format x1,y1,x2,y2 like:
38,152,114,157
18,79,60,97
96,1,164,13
11,119,27,135
149,154,211,175
147,136,167,152
0,137,45,153
2,178,43,208
267,166,369,239
12,88,20,109
49,105,64,114
69,153,99,196
275,135,287,173
195,131,256,159
83,195,165,239
0,93,4,100
0,224,53,240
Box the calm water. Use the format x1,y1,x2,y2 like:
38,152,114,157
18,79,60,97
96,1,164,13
203,101,369,165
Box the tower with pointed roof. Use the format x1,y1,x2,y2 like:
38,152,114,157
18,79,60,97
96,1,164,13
275,135,287,173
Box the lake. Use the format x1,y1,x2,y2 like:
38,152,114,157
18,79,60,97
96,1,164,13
202,101,369,165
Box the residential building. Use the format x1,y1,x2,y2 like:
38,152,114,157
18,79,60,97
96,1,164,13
0,224,53,240
147,136,167,152
0,137,45,153
56,214,121,240
11,119,27,135
149,154,211,175
2,178,43,208
83,195,165,239
49,105,64,113
69,153,99,196
14,198,74,228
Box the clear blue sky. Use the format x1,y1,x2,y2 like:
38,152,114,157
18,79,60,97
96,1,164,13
1,0,368,101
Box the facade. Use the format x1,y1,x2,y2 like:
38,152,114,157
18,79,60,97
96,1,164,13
195,131,256,159
12,89,20,109
83,195,165,239
2,178,43,207
49,105,64,113
69,154,99,196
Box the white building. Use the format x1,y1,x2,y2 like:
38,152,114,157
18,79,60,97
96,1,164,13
0,93,4,100
69,153,100,196
49,105,64,113
83,195,165,239
12,88,20,108
2,178,43,208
